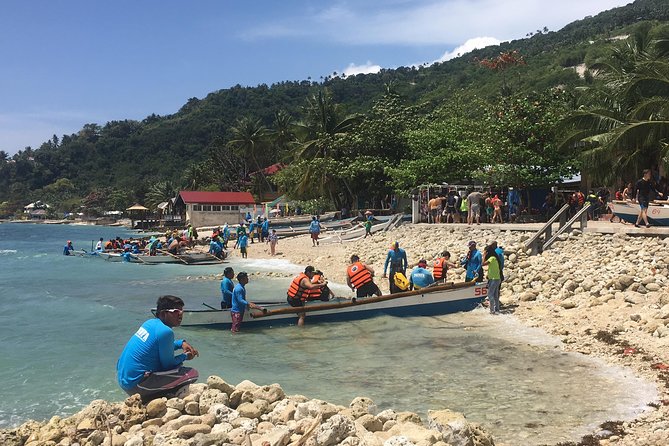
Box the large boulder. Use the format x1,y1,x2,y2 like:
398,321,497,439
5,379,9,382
427,409,494,446
308,414,355,446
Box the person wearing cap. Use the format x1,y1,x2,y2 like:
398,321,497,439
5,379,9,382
231,272,263,332
117,295,199,402
63,240,74,256
220,267,235,309
461,241,483,282
347,255,382,298
410,259,435,290
382,242,408,293
287,266,328,326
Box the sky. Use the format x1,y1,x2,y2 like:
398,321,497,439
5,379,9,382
0,0,631,155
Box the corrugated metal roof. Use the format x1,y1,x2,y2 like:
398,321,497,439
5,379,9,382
179,191,255,205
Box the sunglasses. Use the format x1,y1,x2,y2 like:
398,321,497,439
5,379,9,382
164,308,184,315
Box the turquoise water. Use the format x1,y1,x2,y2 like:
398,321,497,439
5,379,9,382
0,223,657,445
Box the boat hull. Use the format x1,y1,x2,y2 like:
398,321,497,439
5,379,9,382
179,283,488,330
611,200,669,226
97,252,223,264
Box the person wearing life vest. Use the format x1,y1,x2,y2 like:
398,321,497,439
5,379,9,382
347,255,382,298
306,270,334,302
433,250,457,283
461,241,483,282
63,240,74,256
382,242,408,293
287,266,327,326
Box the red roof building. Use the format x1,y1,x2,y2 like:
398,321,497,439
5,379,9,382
174,191,256,228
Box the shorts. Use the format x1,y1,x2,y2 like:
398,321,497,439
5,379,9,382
240,247,247,254
638,200,649,210
131,366,199,402
230,311,244,332
287,296,305,307
446,206,456,213
311,232,320,240
356,281,381,298
470,204,481,217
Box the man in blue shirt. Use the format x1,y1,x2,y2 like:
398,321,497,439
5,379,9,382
63,240,74,255
382,242,408,293
410,259,435,290
231,272,262,333
261,218,270,242
220,267,235,309
117,295,199,401
461,240,483,282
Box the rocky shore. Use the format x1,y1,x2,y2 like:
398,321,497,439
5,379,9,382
4,223,669,446
232,223,669,445
0,376,494,446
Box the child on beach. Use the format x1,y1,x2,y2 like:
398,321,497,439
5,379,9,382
267,229,278,256
364,217,373,238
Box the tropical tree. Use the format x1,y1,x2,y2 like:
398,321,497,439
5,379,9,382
278,90,363,207
145,181,177,210
226,117,273,195
559,25,669,183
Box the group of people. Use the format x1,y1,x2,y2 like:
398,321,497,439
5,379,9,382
427,190,508,225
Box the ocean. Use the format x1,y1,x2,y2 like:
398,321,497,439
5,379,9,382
0,222,657,445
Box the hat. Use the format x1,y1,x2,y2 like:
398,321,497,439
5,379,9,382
468,240,477,247
237,271,248,280
304,265,315,274
418,259,427,267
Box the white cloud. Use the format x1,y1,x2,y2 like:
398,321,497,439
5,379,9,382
245,0,631,46
343,61,382,76
436,36,501,62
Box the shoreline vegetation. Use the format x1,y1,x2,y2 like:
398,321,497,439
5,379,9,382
2,223,669,445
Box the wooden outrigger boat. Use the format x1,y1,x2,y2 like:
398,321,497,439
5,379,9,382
177,281,487,329
610,200,669,226
97,251,225,265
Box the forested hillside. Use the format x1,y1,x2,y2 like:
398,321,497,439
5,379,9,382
1,0,669,217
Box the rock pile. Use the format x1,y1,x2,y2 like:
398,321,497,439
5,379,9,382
0,376,495,446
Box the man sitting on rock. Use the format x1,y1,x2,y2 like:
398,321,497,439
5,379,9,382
117,295,199,401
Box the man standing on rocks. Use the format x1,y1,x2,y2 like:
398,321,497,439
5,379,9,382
461,241,483,282
117,295,199,402
635,169,663,228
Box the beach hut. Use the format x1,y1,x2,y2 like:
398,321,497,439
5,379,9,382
126,203,149,229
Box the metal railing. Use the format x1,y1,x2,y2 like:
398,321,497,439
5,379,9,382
524,202,590,255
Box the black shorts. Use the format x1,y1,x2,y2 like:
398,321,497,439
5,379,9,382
130,366,198,402
287,296,305,307
356,281,381,298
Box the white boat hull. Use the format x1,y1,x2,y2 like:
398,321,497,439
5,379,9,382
610,200,669,226
178,283,488,330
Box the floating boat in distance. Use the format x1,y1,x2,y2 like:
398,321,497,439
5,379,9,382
610,200,669,226
97,251,224,265
177,282,487,330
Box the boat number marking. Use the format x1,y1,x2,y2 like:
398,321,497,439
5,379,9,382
651,208,661,215
474,287,488,296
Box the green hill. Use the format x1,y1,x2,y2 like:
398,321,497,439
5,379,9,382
1,0,668,216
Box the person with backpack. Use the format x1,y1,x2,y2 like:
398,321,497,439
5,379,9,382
444,191,458,223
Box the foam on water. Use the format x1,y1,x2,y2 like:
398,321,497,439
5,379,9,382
0,223,659,445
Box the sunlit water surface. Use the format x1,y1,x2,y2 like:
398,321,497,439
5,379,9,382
0,223,656,445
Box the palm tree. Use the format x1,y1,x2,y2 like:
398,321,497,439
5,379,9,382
267,110,297,158
146,181,177,210
559,26,669,183
226,117,273,195
286,90,362,207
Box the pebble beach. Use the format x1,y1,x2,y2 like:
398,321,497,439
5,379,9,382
2,221,669,446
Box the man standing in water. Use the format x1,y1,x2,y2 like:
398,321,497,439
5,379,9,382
287,266,328,326
117,295,199,402
635,169,663,228
220,267,235,309
230,272,263,333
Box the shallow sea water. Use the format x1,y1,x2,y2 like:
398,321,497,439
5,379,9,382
0,223,657,445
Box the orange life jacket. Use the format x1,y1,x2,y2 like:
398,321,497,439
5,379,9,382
305,274,324,301
104,241,113,249
433,258,447,280
347,262,373,289
287,273,309,301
